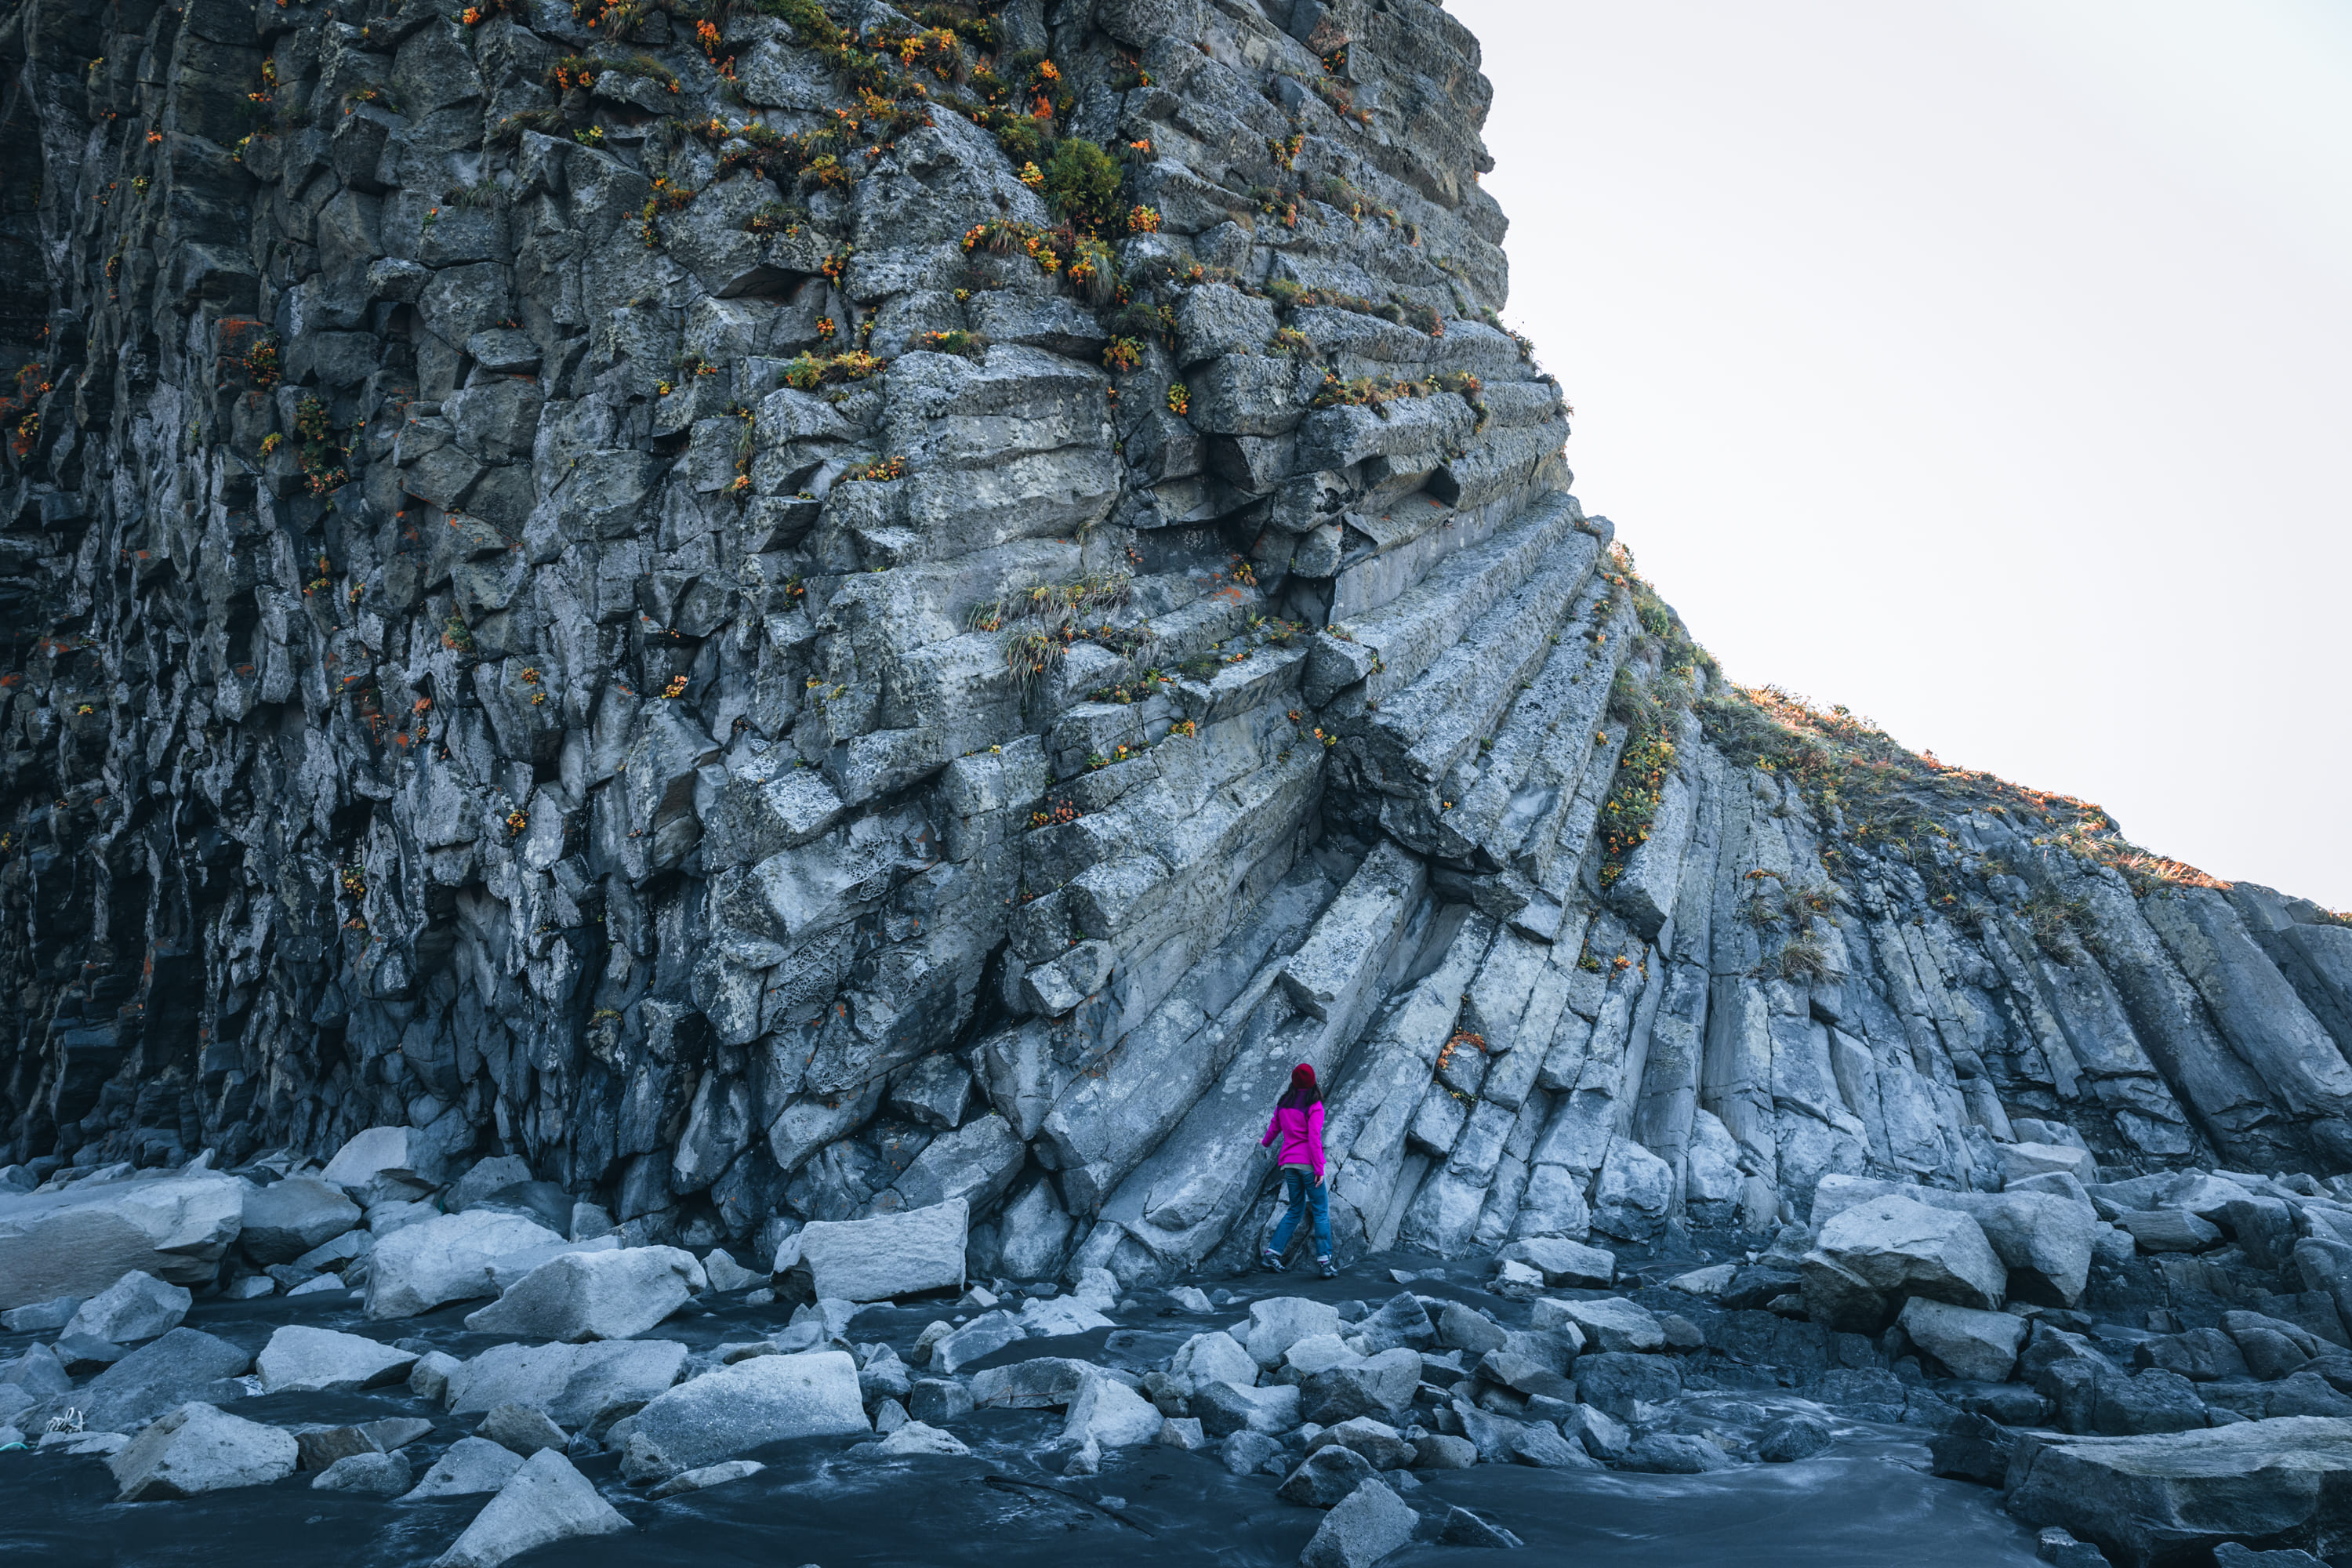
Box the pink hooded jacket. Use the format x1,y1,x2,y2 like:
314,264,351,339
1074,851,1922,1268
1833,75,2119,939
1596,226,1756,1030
1261,1101,1327,1182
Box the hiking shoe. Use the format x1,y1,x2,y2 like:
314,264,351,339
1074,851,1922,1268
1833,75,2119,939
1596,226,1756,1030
1260,1249,1286,1273
1318,1257,1339,1279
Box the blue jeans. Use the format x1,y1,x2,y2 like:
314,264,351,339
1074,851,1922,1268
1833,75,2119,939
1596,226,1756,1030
1269,1167,1331,1260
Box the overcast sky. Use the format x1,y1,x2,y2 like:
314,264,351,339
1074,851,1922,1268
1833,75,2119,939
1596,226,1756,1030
1451,0,2352,909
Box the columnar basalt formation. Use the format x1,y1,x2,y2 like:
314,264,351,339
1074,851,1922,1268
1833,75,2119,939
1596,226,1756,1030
3,0,2350,1299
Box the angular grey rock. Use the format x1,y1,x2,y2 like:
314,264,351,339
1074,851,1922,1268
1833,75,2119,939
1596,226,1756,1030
972,1356,1096,1410
1757,1414,1832,1462
365,1211,571,1320
1438,1303,1508,1356
322,1127,448,1205
78,1328,255,1434
107,1403,299,1501
403,1436,527,1499
1159,1415,1209,1450
650,1458,768,1497
1414,1432,1480,1469
931,1312,1023,1374
1245,1297,1347,1367
2112,1209,2221,1252
240,1177,365,1265
909,1378,975,1424
702,1248,765,1294
1899,1298,2030,1382
463,1246,705,1341
0,1172,246,1308
1300,1476,1417,1568
1192,1379,1302,1438
2005,1417,2352,1566
780,1200,967,1303
256,1326,420,1394
1062,1373,1163,1447
1498,1236,1617,1288
2,1295,80,1333
1352,1294,1436,1355
1222,1430,1283,1475
1298,1348,1423,1424
1621,1432,1734,1473
876,1420,972,1456
445,1340,691,1428
479,1402,571,1457
1169,1330,1259,1394
1439,1505,1524,1548
1573,1352,1682,1417
1547,1296,1661,1354
433,1449,631,1567
1563,1403,1631,1461
1279,1443,1377,1507
62,1270,190,1344
1808,1196,2005,1315
618,1351,868,1481
313,1450,414,1494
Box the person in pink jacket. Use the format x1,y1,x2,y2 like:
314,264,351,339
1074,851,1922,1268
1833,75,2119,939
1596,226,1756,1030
1260,1063,1337,1278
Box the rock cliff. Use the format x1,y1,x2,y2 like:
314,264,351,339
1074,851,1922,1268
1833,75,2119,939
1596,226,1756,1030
2,0,2349,1295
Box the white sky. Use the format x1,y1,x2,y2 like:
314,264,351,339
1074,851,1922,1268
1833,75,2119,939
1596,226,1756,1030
1451,0,2352,909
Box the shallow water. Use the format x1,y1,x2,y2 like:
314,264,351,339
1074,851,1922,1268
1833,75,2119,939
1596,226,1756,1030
0,1253,2052,1568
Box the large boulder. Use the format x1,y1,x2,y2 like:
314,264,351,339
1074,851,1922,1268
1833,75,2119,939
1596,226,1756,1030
1279,1443,1377,1507
404,1436,527,1498
1899,1298,2030,1382
1591,1140,1674,1241
1805,1195,2005,1323
1297,1348,1423,1424
0,1171,246,1308
463,1246,705,1341
432,1449,631,1567
778,1200,966,1303
1498,1236,1617,1288
1548,1296,1661,1353
616,1351,868,1480
1167,1330,1258,1394
78,1327,254,1433
321,1125,450,1205
1192,1379,1302,1437
1062,1372,1163,1448
364,1210,570,1319
2005,1417,2352,1566
256,1325,420,1394
1573,1351,1682,1417
1812,1175,2092,1305
971,1356,1098,1410
62,1270,190,1343
445,1339,691,1427
107,1402,298,1500
1242,1295,1345,1367
239,1176,363,1265
1300,1477,1417,1568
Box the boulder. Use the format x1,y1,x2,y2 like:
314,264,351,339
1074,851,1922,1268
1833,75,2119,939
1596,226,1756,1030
1573,1352,1682,1417
313,1450,413,1494
702,1248,765,1293
1308,1417,1414,1472
256,1325,420,1393
1298,1348,1421,1423
2,1294,80,1333
875,1421,971,1457
445,1339,691,1427
1758,1414,1831,1462
1563,1403,1630,1460
322,1126,447,1205
1062,1372,1163,1448
463,1246,705,1341
1899,1298,2031,1382
1168,1330,1258,1394
1414,1432,1479,1469
779,1200,967,1302
62,1270,190,1343
108,1403,298,1500
971,1356,1097,1410
1437,1302,1508,1356
1279,1443,1376,1506
239,1177,364,1265
1243,1295,1345,1367
1811,1175,2090,1305
650,1458,768,1495
1806,1195,2005,1319
0,1170,246,1308
1998,1142,2098,1185
1621,1432,1734,1472
1192,1378,1302,1437
445,1157,537,1214
1351,1294,1436,1355
1498,1236,1617,1287
617,1351,868,1481
404,1436,526,1498
931,1311,1023,1374
1546,1296,1662,1353
1591,1140,1673,1241
1439,1505,1524,1548
2005,1417,2352,1567
78,1327,254,1433
1223,1429,1284,1475
1158,1416,1209,1450
480,1403,571,1456
2113,1209,2222,1253
433,1449,630,1567
1300,1477,1415,1568
365,1210,570,1320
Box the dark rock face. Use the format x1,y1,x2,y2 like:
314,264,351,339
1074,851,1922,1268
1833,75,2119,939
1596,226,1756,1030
2,0,2351,1305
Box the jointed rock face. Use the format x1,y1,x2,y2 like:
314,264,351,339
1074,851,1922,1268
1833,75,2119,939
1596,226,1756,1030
2,0,2350,1297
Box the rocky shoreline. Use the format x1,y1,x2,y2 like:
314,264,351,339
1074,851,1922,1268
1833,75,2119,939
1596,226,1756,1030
9,1141,2352,1566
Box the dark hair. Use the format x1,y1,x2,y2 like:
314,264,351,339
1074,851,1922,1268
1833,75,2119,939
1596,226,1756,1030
1279,1063,1321,1109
